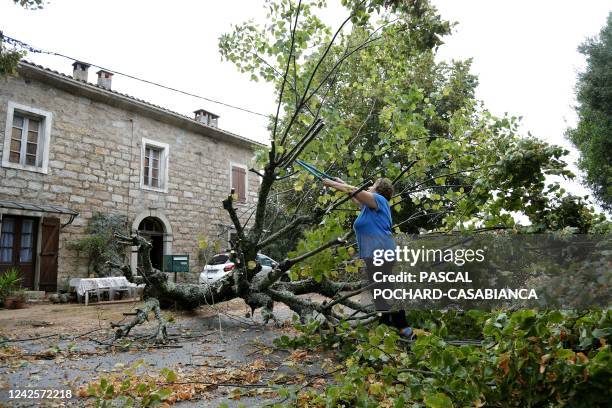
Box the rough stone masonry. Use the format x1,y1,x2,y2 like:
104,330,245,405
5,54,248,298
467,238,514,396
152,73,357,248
0,61,262,290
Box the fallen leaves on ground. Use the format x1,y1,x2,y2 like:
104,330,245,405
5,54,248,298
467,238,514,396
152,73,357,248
77,358,283,404
289,349,310,362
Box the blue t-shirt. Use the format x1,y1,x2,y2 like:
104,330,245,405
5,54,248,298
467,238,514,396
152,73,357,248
353,193,395,259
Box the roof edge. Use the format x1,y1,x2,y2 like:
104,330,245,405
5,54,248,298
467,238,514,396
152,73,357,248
17,61,267,149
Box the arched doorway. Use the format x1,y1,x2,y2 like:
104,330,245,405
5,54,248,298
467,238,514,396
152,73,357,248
138,217,165,271
130,210,173,275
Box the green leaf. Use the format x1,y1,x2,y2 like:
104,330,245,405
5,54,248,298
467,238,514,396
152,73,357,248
424,392,453,408
165,369,177,382
156,387,173,400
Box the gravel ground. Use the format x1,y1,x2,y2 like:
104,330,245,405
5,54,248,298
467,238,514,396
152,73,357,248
0,297,336,407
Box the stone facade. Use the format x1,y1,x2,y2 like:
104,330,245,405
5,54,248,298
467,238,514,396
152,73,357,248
0,62,262,289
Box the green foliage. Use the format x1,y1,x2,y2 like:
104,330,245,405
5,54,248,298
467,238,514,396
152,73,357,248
220,4,612,403
1,2,46,79
196,235,222,266
0,267,22,302
276,309,612,406
221,0,608,279
68,213,127,277
0,32,24,78
287,216,351,281
566,13,612,210
82,360,177,407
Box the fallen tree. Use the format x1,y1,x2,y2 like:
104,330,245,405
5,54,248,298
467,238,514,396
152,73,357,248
109,0,608,343
110,230,369,343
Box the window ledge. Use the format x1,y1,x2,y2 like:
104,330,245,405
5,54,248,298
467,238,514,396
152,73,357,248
141,185,168,194
1,161,48,174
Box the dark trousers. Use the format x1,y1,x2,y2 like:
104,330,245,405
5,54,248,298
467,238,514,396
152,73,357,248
364,258,408,328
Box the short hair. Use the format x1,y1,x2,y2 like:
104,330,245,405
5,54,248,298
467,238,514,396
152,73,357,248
375,178,394,200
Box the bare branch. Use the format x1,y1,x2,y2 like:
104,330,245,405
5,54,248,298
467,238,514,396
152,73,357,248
277,10,356,147
279,120,326,168
322,282,376,311
392,159,420,185
273,0,303,144
324,179,374,214
257,233,349,291
256,214,312,249
249,167,265,178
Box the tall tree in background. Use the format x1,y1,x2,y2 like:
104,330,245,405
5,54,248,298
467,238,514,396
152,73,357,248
567,13,612,211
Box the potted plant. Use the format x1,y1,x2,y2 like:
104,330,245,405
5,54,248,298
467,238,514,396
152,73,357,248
4,288,27,309
0,268,21,308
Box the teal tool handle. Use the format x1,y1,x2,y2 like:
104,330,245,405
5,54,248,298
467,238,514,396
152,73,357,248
296,160,334,180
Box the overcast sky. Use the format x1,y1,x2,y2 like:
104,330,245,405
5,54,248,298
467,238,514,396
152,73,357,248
1,0,610,207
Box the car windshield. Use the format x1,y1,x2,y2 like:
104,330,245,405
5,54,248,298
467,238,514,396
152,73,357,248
208,254,230,265
257,255,269,266
257,254,275,267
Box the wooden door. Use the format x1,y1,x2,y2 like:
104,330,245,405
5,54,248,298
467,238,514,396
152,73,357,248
39,217,59,292
0,216,38,289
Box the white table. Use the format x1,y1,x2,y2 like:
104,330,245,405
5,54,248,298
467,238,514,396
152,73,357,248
69,277,141,305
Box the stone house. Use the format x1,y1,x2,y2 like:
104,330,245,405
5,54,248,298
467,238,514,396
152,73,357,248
0,60,264,291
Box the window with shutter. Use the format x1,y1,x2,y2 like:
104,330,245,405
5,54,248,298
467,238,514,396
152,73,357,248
231,165,247,202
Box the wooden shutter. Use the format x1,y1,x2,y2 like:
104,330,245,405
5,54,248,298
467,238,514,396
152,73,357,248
232,166,246,202
39,217,60,292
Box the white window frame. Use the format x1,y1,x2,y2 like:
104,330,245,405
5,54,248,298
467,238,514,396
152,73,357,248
2,101,52,174
229,162,248,203
140,138,169,193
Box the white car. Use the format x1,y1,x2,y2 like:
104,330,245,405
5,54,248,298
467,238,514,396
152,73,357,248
199,253,282,284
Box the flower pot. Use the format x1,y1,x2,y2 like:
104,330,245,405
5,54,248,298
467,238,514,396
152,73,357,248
3,296,26,309
2,297,13,309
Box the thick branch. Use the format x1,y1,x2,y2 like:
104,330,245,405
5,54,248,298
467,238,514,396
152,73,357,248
266,288,323,317
279,120,326,168
222,191,247,245
112,298,168,344
249,165,277,245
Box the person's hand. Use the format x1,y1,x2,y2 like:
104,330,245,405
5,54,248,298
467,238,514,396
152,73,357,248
322,178,334,187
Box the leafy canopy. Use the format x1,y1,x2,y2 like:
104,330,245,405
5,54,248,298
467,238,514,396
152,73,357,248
220,0,608,278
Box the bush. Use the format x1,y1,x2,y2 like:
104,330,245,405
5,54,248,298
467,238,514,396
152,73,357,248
68,213,127,277
276,309,612,407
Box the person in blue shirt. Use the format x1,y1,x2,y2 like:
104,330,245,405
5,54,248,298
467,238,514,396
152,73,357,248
322,177,412,337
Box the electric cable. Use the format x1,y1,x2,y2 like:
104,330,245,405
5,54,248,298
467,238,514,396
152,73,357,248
1,33,269,118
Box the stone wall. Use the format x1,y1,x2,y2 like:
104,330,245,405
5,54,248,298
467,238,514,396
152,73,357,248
0,71,261,288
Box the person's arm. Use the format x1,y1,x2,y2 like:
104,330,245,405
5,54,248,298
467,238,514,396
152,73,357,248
322,178,378,209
